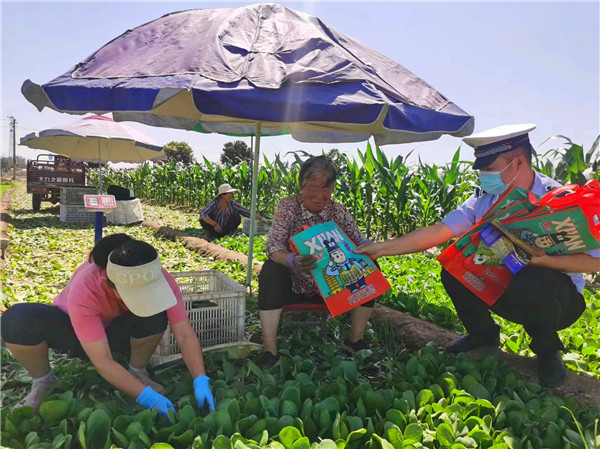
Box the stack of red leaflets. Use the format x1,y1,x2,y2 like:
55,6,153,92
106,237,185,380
438,180,600,305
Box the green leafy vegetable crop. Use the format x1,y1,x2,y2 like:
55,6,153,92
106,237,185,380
2,182,599,449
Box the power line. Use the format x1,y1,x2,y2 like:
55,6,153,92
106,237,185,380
0,125,41,132
16,125,41,132
1,116,42,132
7,116,17,180
16,120,42,130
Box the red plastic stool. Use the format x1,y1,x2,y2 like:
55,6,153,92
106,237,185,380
281,303,329,337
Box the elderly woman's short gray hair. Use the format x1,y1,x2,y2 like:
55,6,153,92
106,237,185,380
298,156,338,188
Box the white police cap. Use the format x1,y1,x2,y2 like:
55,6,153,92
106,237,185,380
463,124,536,169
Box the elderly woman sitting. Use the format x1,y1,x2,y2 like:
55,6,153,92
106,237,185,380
200,183,265,240
258,156,374,367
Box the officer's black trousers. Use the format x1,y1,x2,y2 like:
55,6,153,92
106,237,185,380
441,266,586,355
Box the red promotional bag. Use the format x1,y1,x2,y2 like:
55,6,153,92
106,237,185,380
438,234,512,306
528,179,600,211
438,180,600,305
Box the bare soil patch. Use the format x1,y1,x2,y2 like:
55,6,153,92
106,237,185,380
0,186,14,274
142,221,264,274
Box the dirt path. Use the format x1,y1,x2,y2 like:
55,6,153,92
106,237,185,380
0,186,14,276
142,221,264,274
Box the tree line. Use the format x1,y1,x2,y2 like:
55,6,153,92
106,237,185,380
163,141,254,166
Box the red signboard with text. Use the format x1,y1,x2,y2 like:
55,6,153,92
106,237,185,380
84,195,117,212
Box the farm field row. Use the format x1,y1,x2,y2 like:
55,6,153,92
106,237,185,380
140,195,600,380
1,183,599,448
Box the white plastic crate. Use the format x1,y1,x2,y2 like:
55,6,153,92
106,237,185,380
152,270,246,365
60,186,98,205
106,199,144,225
242,217,271,236
59,204,95,223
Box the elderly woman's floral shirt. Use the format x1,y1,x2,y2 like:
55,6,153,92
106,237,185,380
266,194,366,296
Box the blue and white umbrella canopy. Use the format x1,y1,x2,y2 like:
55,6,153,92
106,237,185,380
21,3,474,285
22,3,474,145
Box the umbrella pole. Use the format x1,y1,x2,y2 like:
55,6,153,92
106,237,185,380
246,124,261,290
97,145,104,193
95,142,103,242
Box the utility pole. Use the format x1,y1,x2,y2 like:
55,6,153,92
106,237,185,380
8,116,16,180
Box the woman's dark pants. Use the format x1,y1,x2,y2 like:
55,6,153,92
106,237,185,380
200,214,242,239
1,303,168,359
441,266,585,355
258,259,375,310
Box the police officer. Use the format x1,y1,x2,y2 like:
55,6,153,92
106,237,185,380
356,124,600,387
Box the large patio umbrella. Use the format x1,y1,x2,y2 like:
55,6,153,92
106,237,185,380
21,3,474,286
20,115,164,241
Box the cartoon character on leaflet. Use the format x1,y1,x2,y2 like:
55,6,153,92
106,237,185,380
324,238,369,293
519,230,567,251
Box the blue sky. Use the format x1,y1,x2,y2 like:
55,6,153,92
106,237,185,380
1,1,598,166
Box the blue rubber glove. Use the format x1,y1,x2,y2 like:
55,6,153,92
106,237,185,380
136,386,175,419
193,375,216,412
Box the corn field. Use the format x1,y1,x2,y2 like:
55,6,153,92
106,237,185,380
94,138,599,239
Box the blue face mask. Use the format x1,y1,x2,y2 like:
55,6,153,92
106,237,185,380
478,159,517,195
479,171,507,195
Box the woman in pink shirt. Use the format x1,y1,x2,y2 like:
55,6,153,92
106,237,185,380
1,234,215,418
